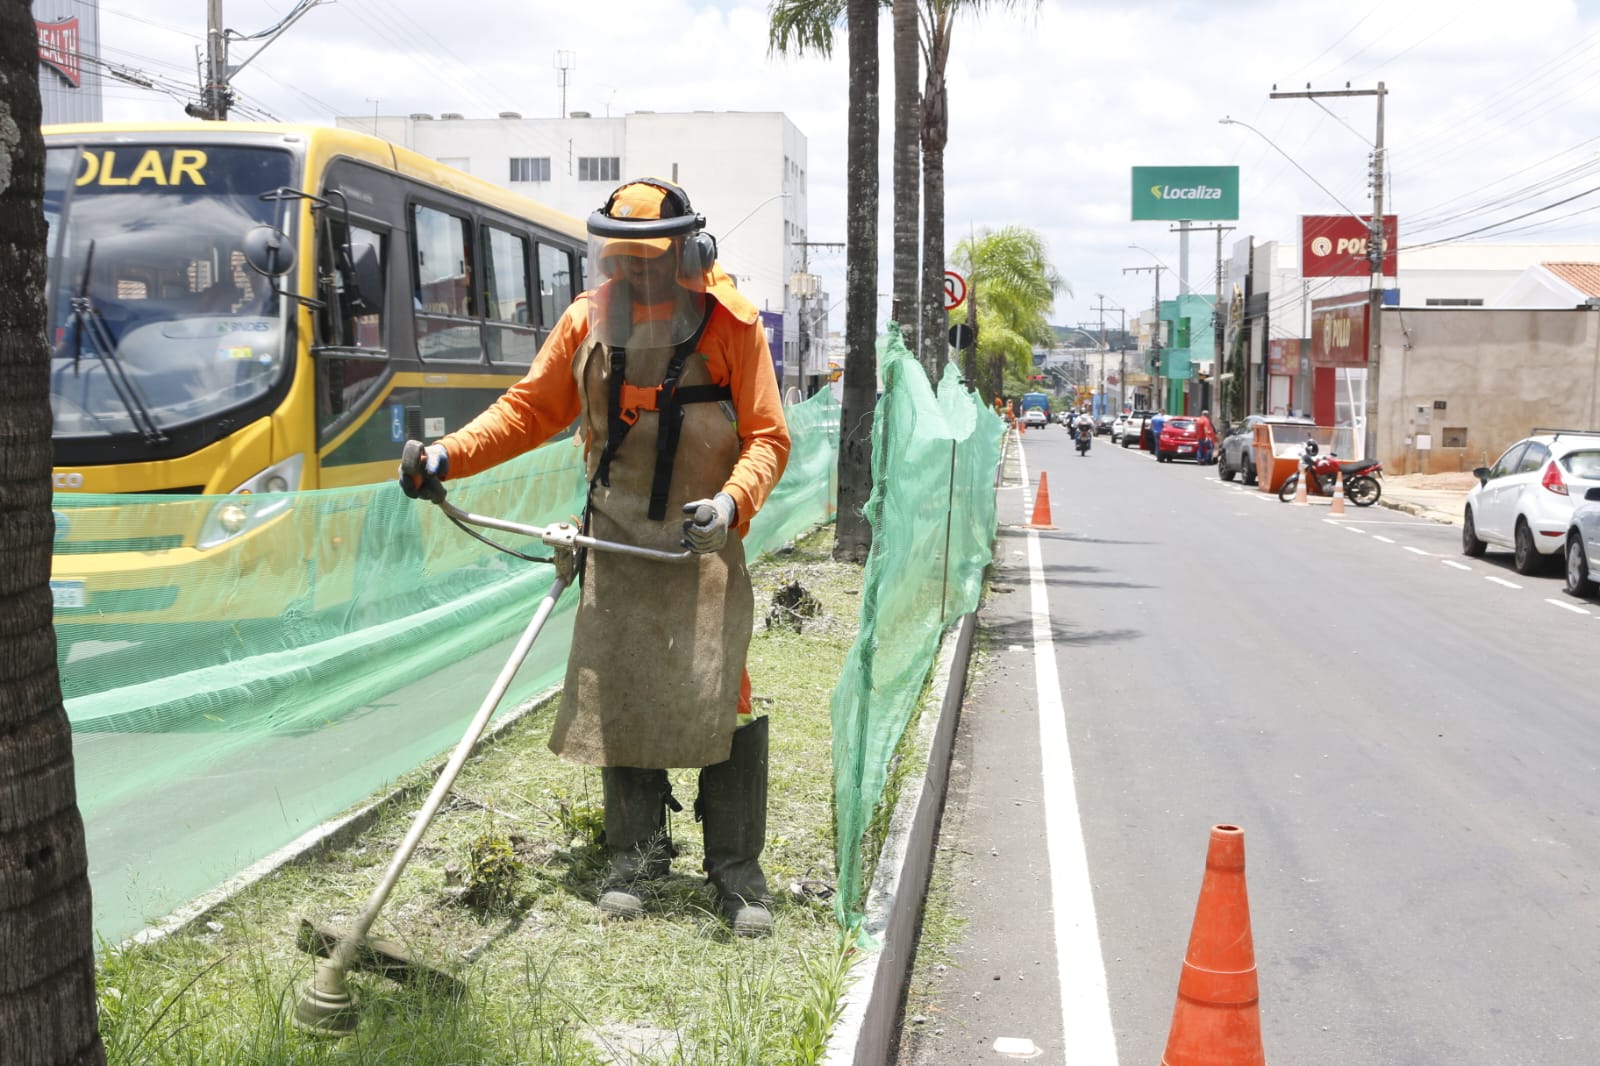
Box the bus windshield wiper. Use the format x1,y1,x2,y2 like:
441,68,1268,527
66,241,166,444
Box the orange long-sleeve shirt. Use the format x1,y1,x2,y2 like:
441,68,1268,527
438,278,790,534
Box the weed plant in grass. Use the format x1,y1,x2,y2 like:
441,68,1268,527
97,526,860,1065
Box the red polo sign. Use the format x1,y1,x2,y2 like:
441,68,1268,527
1310,298,1369,368
37,18,81,88
1301,214,1397,278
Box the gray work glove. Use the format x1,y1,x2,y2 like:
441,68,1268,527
682,492,737,554
398,441,449,500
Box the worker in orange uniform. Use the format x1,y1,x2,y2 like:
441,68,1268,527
399,178,791,937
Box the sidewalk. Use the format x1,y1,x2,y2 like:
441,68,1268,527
1376,471,1476,525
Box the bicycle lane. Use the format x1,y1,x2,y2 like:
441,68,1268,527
896,429,1118,1065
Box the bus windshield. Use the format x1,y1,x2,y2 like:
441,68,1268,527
44,143,296,440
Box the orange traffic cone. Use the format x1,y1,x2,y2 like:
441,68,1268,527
1329,468,1346,516
1161,824,1266,1066
1027,472,1055,529
1291,467,1309,505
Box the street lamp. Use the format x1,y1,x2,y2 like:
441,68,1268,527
718,191,792,245
1218,116,1365,219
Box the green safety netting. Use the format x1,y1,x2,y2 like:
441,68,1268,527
56,389,840,944
829,326,1004,924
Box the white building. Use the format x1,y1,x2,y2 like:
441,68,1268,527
335,109,820,394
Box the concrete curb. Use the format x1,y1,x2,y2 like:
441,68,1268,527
824,611,976,1066
1376,497,1459,525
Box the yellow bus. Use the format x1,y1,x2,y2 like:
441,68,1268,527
44,123,588,655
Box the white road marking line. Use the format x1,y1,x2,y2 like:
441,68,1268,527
1404,546,1432,556
1343,526,1366,534
1442,560,1471,571
1016,450,1120,1065
1372,535,1396,544
1546,598,1591,615
1485,576,1522,589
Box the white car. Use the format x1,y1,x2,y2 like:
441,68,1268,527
1563,487,1600,596
1022,408,1048,428
1463,432,1600,574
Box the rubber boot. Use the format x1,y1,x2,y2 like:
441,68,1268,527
597,766,679,920
697,716,773,938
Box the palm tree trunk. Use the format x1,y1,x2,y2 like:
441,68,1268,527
834,0,880,564
918,14,951,388
0,9,106,1062
891,0,919,357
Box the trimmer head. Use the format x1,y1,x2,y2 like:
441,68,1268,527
291,958,359,1036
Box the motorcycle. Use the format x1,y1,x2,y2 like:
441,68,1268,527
1075,423,1093,455
1276,440,1383,506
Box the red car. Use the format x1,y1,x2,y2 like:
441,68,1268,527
1157,417,1216,463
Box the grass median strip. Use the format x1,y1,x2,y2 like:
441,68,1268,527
98,525,863,1066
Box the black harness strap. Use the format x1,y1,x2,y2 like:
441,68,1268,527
593,343,631,490
589,303,724,523
647,308,720,520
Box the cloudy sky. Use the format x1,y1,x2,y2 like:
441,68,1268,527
86,0,1600,344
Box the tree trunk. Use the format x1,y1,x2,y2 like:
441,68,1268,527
918,20,951,389
0,9,106,1063
891,0,919,359
834,0,879,565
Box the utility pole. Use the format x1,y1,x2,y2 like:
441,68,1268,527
186,0,326,121
186,0,230,119
1271,81,1388,460
1123,264,1161,411
1172,223,1234,419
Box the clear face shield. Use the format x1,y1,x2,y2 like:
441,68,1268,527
587,222,709,350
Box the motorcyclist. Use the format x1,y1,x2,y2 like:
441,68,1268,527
397,178,791,937
1073,409,1094,449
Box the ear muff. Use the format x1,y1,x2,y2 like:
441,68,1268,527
678,231,717,282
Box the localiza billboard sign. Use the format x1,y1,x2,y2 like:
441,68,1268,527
1130,166,1239,221
1301,215,1397,278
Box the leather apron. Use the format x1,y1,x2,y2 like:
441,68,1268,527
546,315,753,768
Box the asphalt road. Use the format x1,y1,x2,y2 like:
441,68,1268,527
898,426,1600,1066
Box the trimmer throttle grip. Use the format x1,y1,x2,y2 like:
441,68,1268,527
400,439,447,504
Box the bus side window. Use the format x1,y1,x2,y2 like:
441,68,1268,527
412,203,481,362
316,221,390,438
536,242,575,338
481,223,537,364
318,221,387,351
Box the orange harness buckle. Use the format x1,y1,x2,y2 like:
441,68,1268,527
618,382,663,426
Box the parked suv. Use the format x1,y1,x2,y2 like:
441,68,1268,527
1217,414,1314,484
1463,431,1600,574
1116,409,1155,447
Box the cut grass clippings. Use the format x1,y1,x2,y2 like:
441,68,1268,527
97,525,861,1066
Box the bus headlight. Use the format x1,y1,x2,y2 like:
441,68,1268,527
216,502,250,534
197,454,306,549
